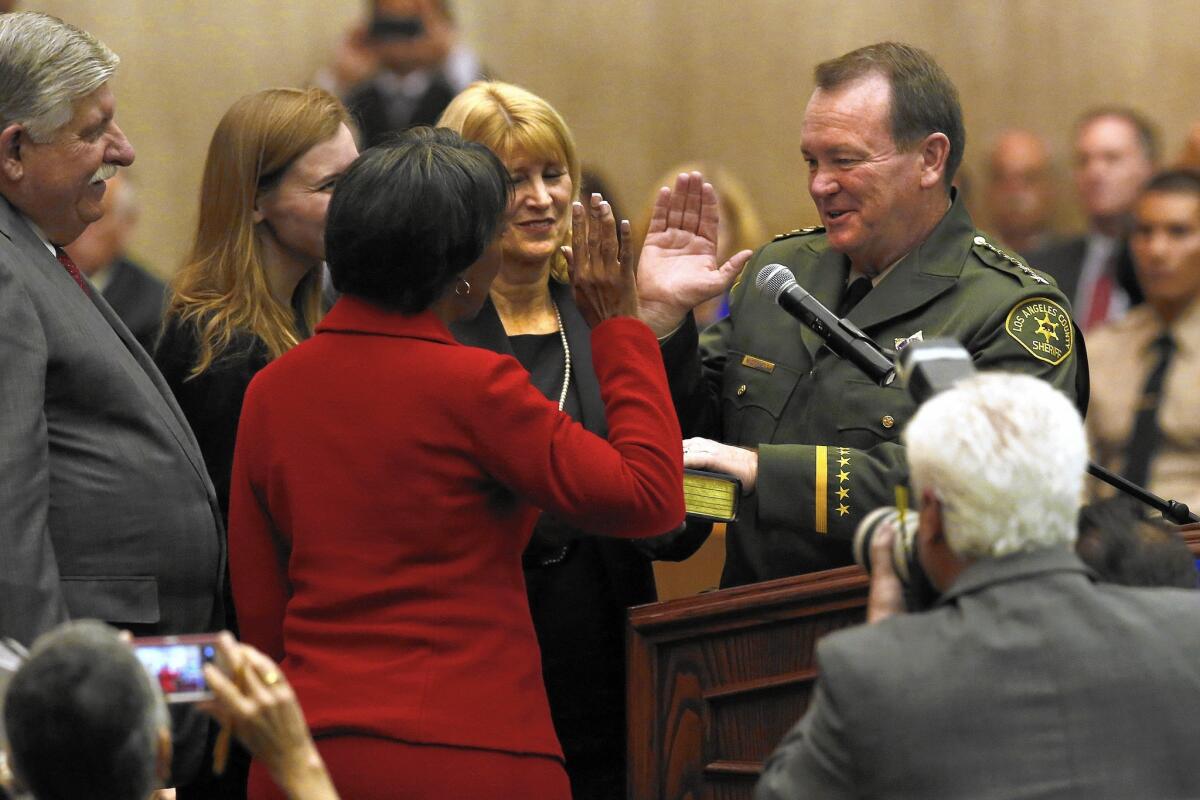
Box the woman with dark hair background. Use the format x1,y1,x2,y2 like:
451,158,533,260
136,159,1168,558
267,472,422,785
227,126,686,799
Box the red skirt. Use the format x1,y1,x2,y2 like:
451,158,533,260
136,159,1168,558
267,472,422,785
247,734,572,800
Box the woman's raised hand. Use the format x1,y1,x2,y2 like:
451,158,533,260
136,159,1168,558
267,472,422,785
562,193,636,327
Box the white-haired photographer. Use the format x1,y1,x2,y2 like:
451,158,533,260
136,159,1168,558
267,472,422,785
757,372,1200,800
0,624,338,800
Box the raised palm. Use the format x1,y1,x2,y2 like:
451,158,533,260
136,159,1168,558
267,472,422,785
637,172,753,336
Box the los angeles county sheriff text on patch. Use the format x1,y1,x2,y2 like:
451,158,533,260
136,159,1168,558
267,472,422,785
1004,297,1074,366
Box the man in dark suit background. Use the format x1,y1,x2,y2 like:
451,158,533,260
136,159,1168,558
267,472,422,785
755,372,1200,800
1030,108,1156,330
64,172,167,353
0,11,223,788
342,0,483,148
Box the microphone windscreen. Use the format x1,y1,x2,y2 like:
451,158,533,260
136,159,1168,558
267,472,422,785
755,263,796,302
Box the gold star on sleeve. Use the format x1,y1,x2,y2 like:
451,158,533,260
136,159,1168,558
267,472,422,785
823,447,856,532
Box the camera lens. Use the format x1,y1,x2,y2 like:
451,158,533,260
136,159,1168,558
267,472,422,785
853,505,942,610
853,507,903,573
853,505,922,582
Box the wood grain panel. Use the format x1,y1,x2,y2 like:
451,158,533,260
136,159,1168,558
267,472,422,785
629,565,869,799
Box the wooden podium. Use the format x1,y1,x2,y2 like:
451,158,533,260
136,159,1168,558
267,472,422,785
626,565,869,800
628,527,1200,800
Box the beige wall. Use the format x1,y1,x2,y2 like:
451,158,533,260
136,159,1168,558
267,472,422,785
32,1,362,276
30,1,1200,277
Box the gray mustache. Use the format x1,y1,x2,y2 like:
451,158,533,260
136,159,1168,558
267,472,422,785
90,163,118,183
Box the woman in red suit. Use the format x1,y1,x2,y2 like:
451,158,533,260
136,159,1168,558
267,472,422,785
227,126,685,799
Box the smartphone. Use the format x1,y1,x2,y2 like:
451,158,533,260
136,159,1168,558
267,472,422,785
132,634,220,703
368,15,425,40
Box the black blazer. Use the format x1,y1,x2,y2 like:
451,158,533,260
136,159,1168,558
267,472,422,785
154,317,270,524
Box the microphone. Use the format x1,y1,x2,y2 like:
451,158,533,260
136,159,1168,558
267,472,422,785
755,263,896,386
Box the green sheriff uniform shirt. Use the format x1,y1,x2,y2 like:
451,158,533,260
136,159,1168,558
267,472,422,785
662,192,1084,587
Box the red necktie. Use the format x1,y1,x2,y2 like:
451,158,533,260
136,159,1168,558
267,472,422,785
1083,269,1113,331
54,247,92,295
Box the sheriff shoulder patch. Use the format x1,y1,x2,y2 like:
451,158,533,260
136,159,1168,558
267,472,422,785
1005,297,1074,365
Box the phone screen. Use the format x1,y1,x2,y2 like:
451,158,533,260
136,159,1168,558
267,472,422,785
133,635,219,703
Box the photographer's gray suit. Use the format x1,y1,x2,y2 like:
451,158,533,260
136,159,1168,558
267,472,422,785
0,195,223,647
756,548,1200,800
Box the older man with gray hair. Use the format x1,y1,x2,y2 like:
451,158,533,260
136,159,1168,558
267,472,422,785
2,621,173,800
756,372,1200,800
1,624,341,800
0,11,223,791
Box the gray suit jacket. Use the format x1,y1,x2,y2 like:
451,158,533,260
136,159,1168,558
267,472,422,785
756,548,1200,800
0,196,224,646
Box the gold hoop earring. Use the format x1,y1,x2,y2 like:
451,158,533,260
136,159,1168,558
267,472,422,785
454,278,471,297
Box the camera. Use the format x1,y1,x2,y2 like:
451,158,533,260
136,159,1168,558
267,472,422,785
853,506,940,609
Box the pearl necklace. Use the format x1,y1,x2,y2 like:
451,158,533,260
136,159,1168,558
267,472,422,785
552,299,571,411
527,299,573,569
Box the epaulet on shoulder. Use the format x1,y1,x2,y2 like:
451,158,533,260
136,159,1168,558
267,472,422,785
772,225,825,242
970,233,1050,286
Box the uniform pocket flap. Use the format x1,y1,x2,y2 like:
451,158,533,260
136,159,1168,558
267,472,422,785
60,576,160,624
835,378,912,439
722,354,800,418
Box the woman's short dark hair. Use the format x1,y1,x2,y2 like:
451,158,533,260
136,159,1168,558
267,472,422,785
325,126,510,313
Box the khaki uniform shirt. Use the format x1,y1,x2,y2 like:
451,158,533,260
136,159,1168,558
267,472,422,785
1086,300,1200,511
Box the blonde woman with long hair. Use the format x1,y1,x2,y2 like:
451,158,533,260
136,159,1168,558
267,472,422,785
439,81,700,799
155,87,357,524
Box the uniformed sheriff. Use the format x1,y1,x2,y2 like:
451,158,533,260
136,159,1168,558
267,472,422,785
635,42,1084,587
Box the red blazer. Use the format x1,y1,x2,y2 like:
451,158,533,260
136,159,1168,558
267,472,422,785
228,296,684,759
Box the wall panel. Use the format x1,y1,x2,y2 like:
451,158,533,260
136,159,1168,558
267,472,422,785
29,1,1200,277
